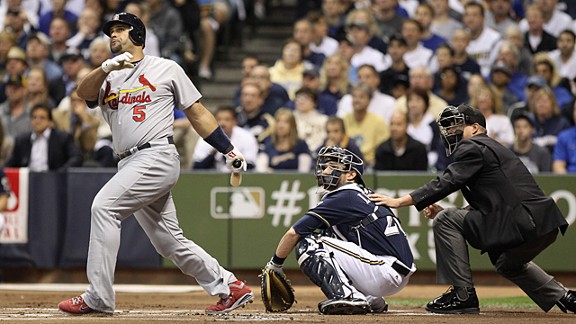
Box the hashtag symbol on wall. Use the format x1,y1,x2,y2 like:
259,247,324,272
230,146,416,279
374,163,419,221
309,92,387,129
268,180,306,227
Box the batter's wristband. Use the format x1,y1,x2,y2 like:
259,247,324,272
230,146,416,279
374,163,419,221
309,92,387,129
272,254,286,266
204,126,233,154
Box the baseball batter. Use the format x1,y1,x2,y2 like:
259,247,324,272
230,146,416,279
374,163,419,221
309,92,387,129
265,146,415,315
58,13,253,315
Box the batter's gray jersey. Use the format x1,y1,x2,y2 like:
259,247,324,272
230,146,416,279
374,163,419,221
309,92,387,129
92,55,201,153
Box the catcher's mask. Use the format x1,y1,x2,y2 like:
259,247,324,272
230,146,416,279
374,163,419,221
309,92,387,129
437,104,486,156
315,146,364,190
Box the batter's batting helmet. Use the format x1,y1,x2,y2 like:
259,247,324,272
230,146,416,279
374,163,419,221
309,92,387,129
103,12,146,48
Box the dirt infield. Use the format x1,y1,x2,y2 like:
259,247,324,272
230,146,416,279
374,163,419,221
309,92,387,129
0,285,574,323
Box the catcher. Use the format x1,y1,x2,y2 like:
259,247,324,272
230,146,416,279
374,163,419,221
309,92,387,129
261,146,415,314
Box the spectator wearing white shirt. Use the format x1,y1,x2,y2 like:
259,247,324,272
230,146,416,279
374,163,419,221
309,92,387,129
337,64,396,124
405,87,440,169
308,11,339,57
193,106,258,171
463,2,502,77
548,29,576,81
401,19,433,69
345,8,388,72
293,87,328,151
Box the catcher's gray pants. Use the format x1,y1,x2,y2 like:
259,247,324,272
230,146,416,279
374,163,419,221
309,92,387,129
83,146,236,313
433,208,567,311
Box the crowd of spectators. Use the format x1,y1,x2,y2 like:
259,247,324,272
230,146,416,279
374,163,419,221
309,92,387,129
0,0,575,175
207,0,576,175
0,0,232,170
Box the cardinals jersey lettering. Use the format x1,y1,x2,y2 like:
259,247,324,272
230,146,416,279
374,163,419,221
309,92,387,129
95,55,201,153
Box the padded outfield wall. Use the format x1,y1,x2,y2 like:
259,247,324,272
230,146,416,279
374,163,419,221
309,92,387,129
0,169,574,271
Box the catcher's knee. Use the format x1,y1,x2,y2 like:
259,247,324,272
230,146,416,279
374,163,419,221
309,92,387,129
295,236,350,299
295,235,322,265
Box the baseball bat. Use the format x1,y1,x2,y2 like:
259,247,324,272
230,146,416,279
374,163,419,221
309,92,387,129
230,159,242,187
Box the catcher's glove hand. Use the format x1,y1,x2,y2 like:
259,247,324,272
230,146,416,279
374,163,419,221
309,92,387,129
260,263,295,312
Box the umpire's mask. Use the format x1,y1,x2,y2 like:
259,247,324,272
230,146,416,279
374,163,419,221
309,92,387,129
438,105,465,156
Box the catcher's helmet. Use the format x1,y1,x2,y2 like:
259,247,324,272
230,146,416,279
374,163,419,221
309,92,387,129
438,104,486,156
315,146,365,190
103,12,146,48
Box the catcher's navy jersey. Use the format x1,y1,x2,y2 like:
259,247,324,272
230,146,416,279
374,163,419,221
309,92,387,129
293,183,413,266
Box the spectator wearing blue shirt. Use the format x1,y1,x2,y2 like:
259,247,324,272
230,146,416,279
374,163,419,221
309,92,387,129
284,66,338,116
256,108,311,173
414,2,447,52
533,53,573,109
531,87,571,153
38,0,78,36
553,107,576,174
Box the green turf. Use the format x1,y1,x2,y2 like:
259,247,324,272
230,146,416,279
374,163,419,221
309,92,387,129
389,296,537,309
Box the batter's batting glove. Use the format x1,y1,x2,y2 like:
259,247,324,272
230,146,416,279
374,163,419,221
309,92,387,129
265,260,285,278
101,52,134,73
225,148,247,173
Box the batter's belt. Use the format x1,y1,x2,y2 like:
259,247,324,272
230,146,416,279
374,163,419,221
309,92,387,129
117,136,174,160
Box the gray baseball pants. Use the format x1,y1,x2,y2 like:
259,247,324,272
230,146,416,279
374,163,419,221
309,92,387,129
433,208,567,311
83,145,236,313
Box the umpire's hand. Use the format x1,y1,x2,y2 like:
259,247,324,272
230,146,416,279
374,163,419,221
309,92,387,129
369,193,400,208
424,204,443,220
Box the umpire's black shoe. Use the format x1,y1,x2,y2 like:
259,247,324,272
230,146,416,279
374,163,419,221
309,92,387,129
318,298,371,315
426,286,480,314
556,290,576,314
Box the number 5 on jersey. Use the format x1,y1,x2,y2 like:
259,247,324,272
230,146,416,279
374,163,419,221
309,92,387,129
133,105,146,122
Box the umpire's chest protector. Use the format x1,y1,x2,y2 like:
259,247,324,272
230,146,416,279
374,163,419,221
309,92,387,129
460,136,567,253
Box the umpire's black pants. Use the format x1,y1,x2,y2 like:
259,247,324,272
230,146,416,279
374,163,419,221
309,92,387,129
432,208,567,312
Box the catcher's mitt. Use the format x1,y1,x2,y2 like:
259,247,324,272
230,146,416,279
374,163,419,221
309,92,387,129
260,268,295,312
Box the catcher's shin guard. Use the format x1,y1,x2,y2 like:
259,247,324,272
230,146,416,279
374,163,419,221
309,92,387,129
295,236,355,299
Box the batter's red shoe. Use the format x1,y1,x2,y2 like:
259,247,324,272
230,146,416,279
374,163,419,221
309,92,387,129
205,280,254,314
58,295,94,315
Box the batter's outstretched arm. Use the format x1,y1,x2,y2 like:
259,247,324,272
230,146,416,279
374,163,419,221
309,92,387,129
77,68,108,101
184,102,220,137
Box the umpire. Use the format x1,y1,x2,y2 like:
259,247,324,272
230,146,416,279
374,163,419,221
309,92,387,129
370,104,575,314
